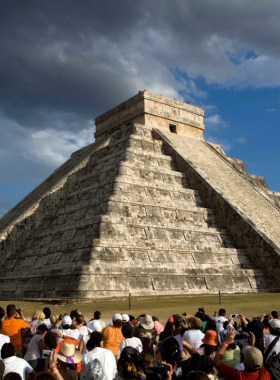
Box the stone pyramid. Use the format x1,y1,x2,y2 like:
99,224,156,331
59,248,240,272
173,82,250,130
1,91,280,299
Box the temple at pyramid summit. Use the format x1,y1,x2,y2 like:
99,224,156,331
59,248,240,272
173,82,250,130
1,90,280,299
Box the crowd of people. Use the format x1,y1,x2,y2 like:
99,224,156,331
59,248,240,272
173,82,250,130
0,304,280,380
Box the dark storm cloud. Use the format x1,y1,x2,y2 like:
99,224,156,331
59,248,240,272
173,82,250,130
1,0,280,131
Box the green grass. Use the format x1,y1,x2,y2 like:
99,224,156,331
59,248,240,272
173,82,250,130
1,293,279,323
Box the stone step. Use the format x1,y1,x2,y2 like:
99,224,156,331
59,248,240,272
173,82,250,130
55,193,208,220
157,130,280,248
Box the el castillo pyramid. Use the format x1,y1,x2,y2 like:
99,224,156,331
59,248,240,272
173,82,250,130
1,91,280,300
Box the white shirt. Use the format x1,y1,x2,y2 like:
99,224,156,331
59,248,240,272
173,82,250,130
183,330,205,349
87,320,102,333
52,328,81,343
3,356,33,380
42,318,52,329
212,316,228,335
264,334,280,362
24,334,44,361
0,334,10,358
78,325,89,337
81,347,117,380
117,337,143,359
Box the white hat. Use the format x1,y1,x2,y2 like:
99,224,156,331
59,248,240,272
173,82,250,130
112,313,122,321
139,315,154,330
269,319,280,329
61,315,72,326
122,314,130,322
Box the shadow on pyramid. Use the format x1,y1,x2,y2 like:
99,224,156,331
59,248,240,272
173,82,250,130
1,91,280,299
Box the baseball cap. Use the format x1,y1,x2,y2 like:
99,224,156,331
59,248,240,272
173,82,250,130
242,346,263,370
269,319,280,329
61,315,72,326
122,314,130,323
112,313,122,321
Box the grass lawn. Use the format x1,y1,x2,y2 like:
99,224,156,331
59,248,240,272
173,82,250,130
1,293,279,323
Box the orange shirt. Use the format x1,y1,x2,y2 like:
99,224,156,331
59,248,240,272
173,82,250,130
1,318,27,350
102,326,124,356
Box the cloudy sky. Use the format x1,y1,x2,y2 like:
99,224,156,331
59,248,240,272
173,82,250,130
1,0,280,217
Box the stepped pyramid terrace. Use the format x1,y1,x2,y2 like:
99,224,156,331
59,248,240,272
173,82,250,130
1,91,280,299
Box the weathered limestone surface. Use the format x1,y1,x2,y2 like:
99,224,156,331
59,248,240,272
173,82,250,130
0,91,279,299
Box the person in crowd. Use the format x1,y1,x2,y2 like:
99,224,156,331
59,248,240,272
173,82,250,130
264,318,280,365
1,343,35,380
122,314,130,325
214,329,270,379
88,311,105,329
70,310,81,324
271,311,279,319
87,314,102,334
56,342,82,380
0,333,10,359
42,308,51,328
102,313,124,358
3,373,22,380
0,359,5,380
152,316,164,338
118,323,143,359
115,346,143,380
0,308,5,332
23,324,48,370
134,315,157,354
29,310,46,334
183,318,205,349
75,315,88,337
197,330,218,360
212,309,227,338
81,331,117,380
44,331,58,350
53,315,80,343
173,314,187,337
0,306,31,357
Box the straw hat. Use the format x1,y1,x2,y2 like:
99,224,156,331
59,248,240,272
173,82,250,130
57,342,83,364
201,330,218,346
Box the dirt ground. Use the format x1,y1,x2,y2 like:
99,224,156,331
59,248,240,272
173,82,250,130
1,293,279,323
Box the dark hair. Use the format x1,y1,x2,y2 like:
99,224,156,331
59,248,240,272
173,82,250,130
44,331,57,350
4,373,22,380
34,374,56,380
1,343,15,359
118,347,142,378
129,315,135,321
152,316,159,322
6,305,16,318
70,309,80,320
218,309,226,317
113,320,122,328
37,324,48,333
162,337,182,365
200,344,217,356
94,311,101,319
42,307,51,319
204,320,217,333
271,311,279,319
187,371,209,380
162,322,173,340
195,312,206,322
122,323,134,339
0,307,5,320
87,331,103,350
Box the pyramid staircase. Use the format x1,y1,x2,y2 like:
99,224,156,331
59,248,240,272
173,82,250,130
0,123,272,299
